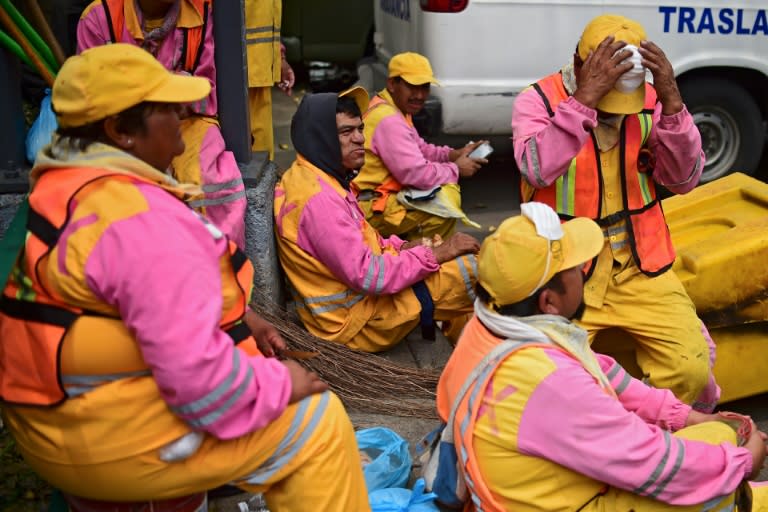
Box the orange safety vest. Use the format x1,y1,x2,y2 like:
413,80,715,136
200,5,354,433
524,72,676,277
101,0,209,73
0,167,258,407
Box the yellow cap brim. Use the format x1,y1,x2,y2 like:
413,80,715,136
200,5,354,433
596,84,645,115
340,85,370,113
560,217,605,270
399,73,441,86
145,74,211,104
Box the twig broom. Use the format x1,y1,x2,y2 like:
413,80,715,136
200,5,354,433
250,298,440,419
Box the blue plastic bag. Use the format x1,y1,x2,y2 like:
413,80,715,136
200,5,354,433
369,478,440,512
355,427,412,492
26,88,58,163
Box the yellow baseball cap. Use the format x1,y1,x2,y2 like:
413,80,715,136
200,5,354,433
53,43,211,128
577,14,647,114
477,205,604,307
339,85,370,113
388,52,440,86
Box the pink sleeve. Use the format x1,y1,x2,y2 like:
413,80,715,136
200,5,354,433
516,350,752,505
512,88,598,189
76,5,111,53
646,104,705,193
370,115,459,189
598,354,691,431
296,182,439,294
381,233,407,251
84,185,291,440
416,136,452,163
189,4,218,116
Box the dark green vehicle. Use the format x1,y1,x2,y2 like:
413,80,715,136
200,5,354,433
281,0,374,91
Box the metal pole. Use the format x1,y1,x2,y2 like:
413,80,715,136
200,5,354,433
212,0,252,165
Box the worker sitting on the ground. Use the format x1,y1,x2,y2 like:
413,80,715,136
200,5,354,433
436,202,768,511
77,0,247,246
353,52,488,241
274,86,479,352
0,44,370,511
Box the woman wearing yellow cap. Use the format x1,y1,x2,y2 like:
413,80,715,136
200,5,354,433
0,43,369,510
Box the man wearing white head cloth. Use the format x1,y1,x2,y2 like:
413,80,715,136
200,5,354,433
511,14,715,409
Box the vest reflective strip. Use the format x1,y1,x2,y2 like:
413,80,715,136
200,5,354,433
240,391,330,484
555,159,577,216
188,189,247,208
170,349,252,428
639,112,652,145
362,255,386,294
638,166,654,205
295,289,366,315
62,370,152,397
633,430,686,498
457,255,477,302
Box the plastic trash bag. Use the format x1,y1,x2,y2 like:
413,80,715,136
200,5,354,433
355,427,412,492
26,88,58,163
369,478,440,512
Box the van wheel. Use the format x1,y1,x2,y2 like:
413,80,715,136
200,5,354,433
679,78,764,183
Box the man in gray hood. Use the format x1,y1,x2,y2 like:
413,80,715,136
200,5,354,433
274,87,479,352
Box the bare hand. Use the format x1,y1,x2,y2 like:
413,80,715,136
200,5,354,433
639,40,683,115
244,309,286,357
431,232,480,263
449,141,487,178
283,360,328,403
278,57,295,96
744,425,767,480
573,35,633,110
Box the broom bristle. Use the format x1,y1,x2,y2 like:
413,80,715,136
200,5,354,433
251,299,440,419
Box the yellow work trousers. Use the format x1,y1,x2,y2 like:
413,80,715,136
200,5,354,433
249,86,274,159
579,267,709,405
593,422,766,511
349,254,476,352
359,195,457,242
14,392,371,511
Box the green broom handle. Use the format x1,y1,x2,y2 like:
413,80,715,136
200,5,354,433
0,27,33,67
0,0,57,72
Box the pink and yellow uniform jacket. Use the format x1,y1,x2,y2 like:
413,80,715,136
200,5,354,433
274,155,442,351
437,315,754,511
77,0,247,247
352,89,459,227
1,141,290,465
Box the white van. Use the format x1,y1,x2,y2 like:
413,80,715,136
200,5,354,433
358,1,768,183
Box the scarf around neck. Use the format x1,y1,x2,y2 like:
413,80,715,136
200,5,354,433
31,136,202,201
135,0,181,55
473,298,615,395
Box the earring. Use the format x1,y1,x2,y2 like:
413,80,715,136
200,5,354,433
126,138,134,147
